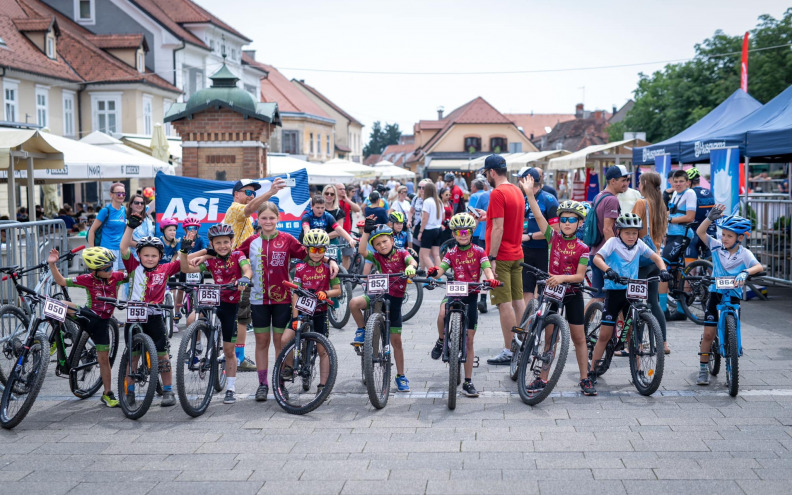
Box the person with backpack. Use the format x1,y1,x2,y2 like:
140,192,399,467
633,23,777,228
687,168,715,261
87,182,127,270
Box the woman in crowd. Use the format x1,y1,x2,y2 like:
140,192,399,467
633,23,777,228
418,182,443,269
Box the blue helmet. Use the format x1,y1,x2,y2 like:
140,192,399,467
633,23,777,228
716,214,752,235
368,225,393,246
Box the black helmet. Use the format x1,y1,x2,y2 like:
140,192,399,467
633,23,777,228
208,223,235,240
136,236,164,256
444,173,455,182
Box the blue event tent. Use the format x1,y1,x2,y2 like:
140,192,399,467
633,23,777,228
633,89,761,165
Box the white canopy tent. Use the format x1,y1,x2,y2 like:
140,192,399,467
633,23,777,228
371,165,415,179
323,158,378,179
374,159,394,167
268,155,353,184
547,139,649,171
469,150,571,172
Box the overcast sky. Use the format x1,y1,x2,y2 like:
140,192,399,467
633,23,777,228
197,0,790,137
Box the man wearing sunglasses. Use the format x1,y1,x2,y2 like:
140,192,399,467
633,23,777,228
88,182,128,270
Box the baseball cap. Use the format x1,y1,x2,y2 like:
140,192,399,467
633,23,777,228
513,166,541,181
233,179,262,193
605,165,630,181
477,154,507,174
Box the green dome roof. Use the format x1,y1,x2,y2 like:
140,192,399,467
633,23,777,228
185,63,256,113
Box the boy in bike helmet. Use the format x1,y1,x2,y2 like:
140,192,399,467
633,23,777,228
694,205,763,385
426,213,499,398
286,229,342,394
180,223,252,404
172,216,206,327
388,211,412,250
350,219,418,392
47,246,126,408
521,174,595,395
121,216,184,407
590,212,671,396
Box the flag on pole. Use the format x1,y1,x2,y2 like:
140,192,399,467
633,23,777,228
741,32,749,92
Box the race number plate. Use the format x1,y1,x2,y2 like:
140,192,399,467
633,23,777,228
43,297,68,322
295,295,318,316
626,280,648,300
126,302,148,323
326,246,339,258
446,282,469,297
544,284,566,302
186,272,201,283
197,285,220,306
366,274,388,295
716,277,737,289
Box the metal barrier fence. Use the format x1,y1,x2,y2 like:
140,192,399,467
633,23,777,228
0,219,69,304
744,195,792,286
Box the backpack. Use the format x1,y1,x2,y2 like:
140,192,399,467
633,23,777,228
693,186,715,226
93,205,111,247
581,192,614,247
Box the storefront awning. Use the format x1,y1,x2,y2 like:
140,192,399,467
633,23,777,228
547,139,648,171
426,159,480,172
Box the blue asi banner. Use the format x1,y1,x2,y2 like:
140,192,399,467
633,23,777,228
654,154,672,189
154,169,311,242
710,147,741,215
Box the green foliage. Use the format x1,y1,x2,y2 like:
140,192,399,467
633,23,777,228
363,121,402,158
615,8,792,142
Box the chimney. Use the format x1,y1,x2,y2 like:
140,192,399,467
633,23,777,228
593,110,603,120
575,103,584,118
612,105,617,115
243,49,256,59
437,106,445,120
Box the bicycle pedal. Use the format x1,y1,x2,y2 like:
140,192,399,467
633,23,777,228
512,326,526,334
472,356,480,368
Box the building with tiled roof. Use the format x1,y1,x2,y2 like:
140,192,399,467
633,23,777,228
505,113,576,141
380,143,416,168
535,105,611,152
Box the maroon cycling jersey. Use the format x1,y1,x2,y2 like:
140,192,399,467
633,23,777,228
245,231,308,305
294,261,341,313
364,248,414,298
66,271,127,319
199,251,250,304
545,226,589,291
123,252,181,305
440,244,491,292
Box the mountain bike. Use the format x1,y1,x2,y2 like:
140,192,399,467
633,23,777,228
586,275,665,396
326,244,353,329
97,297,172,419
415,277,491,410
272,282,338,415
662,224,713,323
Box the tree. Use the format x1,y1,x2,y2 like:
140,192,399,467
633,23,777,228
612,8,792,142
363,121,401,158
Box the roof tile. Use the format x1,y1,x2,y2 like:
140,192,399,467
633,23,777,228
292,79,362,126
144,0,250,42
0,15,81,82
259,64,331,119
85,33,146,50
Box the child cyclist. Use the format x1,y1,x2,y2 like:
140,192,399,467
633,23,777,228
389,211,412,250
426,213,499,398
288,229,342,393
694,205,763,385
520,174,594,395
301,194,357,250
47,247,126,407
590,212,673,396
179,223,251,404
121,215,182,406
350,221,418,392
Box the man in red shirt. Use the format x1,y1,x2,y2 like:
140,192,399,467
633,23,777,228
444,173,466,215
475,155,526,365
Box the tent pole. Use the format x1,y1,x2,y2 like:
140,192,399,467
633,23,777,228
27,156,35,222
7,155,16,218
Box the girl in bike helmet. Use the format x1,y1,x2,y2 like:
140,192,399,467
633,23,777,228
46,246,126,408
694,204,763,385
180,216,205,253
158,217,181,264
589,211,671,396
388,211,412,250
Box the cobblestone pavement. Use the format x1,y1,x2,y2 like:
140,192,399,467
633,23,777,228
2,284,792,494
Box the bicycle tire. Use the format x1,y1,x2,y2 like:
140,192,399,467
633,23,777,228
0,331,48,429
69,330,103,399
584,301,603,360
176,321,217,417
725,314,739,397
629,312,664,396
117,333,158,420
212,324,226,392
401,279,423,322
329,267,352,329
708,335,721,376
680,260,714,324
0,305,31,386
364,312,390,409
519,298,539,329
440,238,457,258
164,292,175,339
447,312,462,410
517,313,569,406
273,330,337,415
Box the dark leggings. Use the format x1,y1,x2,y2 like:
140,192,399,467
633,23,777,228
638,264,667,342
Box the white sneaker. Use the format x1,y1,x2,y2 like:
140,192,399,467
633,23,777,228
486,349,512,365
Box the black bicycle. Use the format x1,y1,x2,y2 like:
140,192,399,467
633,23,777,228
271,281,338,415
663,224,713,323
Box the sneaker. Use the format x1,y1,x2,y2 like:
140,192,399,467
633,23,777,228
101,391,119,408
664,310,686,322
238,357,257,372
223,390,236,404
486,349,512,365
462,382,479,397
125,390,135,406
161,391,176,407
697,366,710,385
352,328,365,345
477,300,488,314
172,324,179,334
395,375,410,392
579,378,597,396
527,378,547,392
195,340,203,355
255,384,269,401
430,338,444,360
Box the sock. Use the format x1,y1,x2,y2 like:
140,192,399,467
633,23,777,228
700,362,708,368
257,369,268,386
396,374,403,378
659,293,668,312
163,385,172,392
226,377,236,392
235,344,245,365
504,347,512,354
464,378,471,384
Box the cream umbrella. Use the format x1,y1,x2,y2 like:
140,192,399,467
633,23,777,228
324,158,378,178
150,124,170,163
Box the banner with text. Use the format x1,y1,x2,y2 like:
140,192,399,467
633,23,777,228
654,154,672,189
710,147,741,215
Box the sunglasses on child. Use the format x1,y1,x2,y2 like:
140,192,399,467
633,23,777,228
453,229,472,236
559,217,580,224
308,246,326,254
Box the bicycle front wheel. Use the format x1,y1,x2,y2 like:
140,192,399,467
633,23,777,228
69,330,103,399
725,314,739,397
273,329,337,415
629,312,664,396
0,330,48,429
211,317,226,392
364,312,391,409
117,333,158,420
176,321,217,417
401,279,423,322
0,305,31,386
517,314,569,406
680,260,714,324
164,292,175,338
447,312,462,410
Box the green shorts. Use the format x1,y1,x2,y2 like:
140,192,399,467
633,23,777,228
490,258,524,306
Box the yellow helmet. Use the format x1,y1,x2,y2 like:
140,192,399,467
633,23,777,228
303,228,330,247
82,246,116,270
449,213,476,230
557,200,587,219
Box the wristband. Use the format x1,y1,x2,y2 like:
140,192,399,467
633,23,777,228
488,255,497,261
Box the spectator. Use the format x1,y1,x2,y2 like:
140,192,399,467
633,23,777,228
361,181,372,199
468,177,490,313
558,177,569,200
127,193,155,259
406,179,415,195
409,180,427,251
364,190,389,225
418,181,443,269
87,182,127,270
57,208,77,231
478,155,526,365
334,182,362,269
444,173,466,214
662,170,675,208
74,222,88,237
386,177,401,191
388,186,412,224
16,207,28,222
618,184,643,214
536,168,558,199
438,187,454,245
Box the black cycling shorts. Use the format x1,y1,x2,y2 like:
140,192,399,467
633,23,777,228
83,313,111,349
309,311,329,337
442,293,479,331
216,301,239,342
364,294,403,333
522,247,549,293
549,290,585,326
124,314,168,354
602,289,630,327
705,293,740,324
252,303,291,333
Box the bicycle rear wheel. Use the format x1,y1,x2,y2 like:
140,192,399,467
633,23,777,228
680,260,714,324
69,330,103,399
447,312,462,410
176,321,217,417
164,292,175,338
517,314,569,406
0,305,30,386
329,267,352,329
273,329,337,415
211,316,226,392
629,312,664,396
117,333,158,420
401,279,423,322
724,314,739,397
364,312,391,409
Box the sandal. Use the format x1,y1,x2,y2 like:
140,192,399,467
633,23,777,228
615,349,629,357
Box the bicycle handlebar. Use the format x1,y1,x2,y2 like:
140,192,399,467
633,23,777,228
96,296,174,311
412,277,494,292
282,281,335,307
608,275,661,285
166,281,237,291
685,271,766,283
